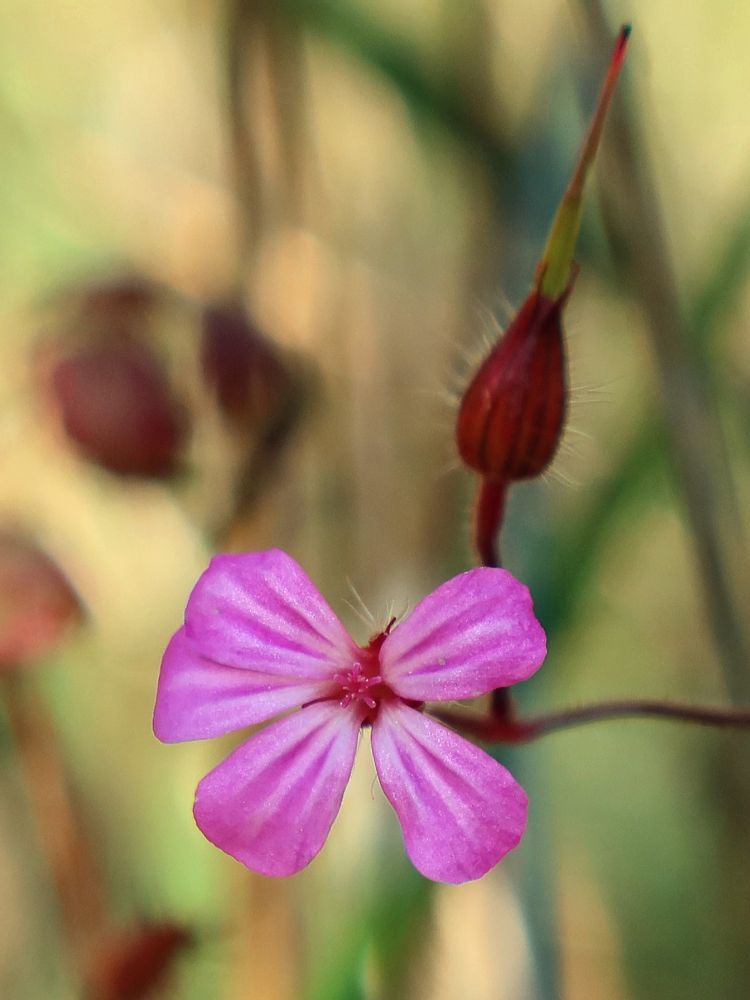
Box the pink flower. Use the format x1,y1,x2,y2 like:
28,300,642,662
153,550,546,883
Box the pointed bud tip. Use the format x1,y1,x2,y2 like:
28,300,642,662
615,25,631,63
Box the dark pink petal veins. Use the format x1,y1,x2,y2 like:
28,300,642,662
153,628,337,743
183,549,357,680
379,567,546,702
371,702,528,883
193,701,361,876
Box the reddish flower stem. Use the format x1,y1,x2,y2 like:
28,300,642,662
431,698,750,744
474,476,506,568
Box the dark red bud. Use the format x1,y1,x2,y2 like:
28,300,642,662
76,278,156,326
49,339,187,478
456,284,572,481
201,304,292,430
0,534,83,667
85,923,193,1000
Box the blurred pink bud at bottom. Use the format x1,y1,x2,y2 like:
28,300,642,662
85,923,193,1000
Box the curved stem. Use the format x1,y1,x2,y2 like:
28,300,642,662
432,698,750,744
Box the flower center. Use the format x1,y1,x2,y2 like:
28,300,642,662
329,622,399,720
333,661,383,710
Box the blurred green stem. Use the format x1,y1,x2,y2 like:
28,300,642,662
578,0,750,704
576,8,750,996
276,0,514,192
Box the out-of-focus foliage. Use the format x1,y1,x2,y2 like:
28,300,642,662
1,1,749,998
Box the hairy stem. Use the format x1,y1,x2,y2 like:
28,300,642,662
432,698,750,744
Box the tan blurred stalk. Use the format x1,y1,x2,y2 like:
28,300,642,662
225,877,298,1000
1,672,107,981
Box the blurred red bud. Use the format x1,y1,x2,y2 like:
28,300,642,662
201,304,292,430
0,534,83,667
49,338,187,478
456,281,573,482
75,278,156,326
85,923,193,1000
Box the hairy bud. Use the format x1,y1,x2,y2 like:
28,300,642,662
456,279,573,482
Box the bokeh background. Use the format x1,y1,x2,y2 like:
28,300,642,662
1,0,750,997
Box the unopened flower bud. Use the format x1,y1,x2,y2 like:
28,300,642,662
0,533,82,667
454,25,630,566
75,278,156,330
456,278,573,481
201,304,293,431
456,25,630,489
49,337,187,478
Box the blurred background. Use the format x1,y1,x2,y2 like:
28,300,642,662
1,0,750,997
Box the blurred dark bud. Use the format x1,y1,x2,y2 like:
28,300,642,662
456,279,573,482
85,922,193,1000
200,303,315,537
0,534,82,667
49,337,187,478
75,278,157,331
38,274,188,478
201,304,294,431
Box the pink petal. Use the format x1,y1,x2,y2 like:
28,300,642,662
193,700,361,876
153,628,337,743
184,549,357,680
379,568,545,702
371,701,527,883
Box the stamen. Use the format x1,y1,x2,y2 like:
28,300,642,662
334,661,384,712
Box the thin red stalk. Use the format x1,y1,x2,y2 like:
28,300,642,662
490,686,514,720
474,476,506,567
431,698,750,744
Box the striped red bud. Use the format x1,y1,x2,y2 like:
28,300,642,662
456,276,574,482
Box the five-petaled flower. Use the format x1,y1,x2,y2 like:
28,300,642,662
153,550,546,883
